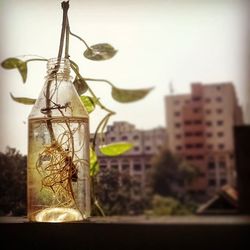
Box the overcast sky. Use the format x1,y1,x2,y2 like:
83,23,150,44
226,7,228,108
0,0,249,154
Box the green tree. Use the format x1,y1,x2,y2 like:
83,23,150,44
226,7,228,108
150,149,198,201
94,169,150,215
148,195,193,216
0,147,27,216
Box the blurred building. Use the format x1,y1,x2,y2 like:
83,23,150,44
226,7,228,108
165,82,243,198
92,121,167,188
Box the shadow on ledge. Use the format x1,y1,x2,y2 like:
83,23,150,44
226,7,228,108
0,215,250,250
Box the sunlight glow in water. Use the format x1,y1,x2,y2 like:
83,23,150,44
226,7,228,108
35,207,83,222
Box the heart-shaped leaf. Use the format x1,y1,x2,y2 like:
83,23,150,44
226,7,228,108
2,58,27,83
73,77,88,95
80,96,97,114
84,43,117,61
112,86,154,103
90,148,100,176
99,142,133,156
10,93,36,105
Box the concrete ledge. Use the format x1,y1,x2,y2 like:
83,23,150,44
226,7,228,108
1,216,250,250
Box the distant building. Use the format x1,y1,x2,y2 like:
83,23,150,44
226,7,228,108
92,121,167,188
165,82,243,197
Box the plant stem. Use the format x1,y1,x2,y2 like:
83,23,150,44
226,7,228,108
57,1,69,61
45,1,69,142
84,77,115,88
65,17,70,59
69,29,91,50
92,113,112,150
70,63,116,114
25,58,48,63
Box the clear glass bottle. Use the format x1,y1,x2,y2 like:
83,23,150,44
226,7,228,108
27,58,90,222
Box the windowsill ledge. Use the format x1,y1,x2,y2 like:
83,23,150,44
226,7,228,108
0,215,249,250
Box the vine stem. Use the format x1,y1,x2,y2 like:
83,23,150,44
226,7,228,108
25,58,48,63
70,63,116,115
69,29,91,50
84,77,115,88
45,1,69,142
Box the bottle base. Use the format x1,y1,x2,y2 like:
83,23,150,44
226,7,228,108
34,207,84,222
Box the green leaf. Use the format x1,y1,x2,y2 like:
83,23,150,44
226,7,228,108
1,58,27,83
99,142,133,156
112,86,154,103
90,148,100,176
10,93,36,105
73,77,88,95
80,96,97,114
84,43,117,61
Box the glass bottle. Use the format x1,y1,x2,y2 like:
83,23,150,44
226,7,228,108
27,58,90,222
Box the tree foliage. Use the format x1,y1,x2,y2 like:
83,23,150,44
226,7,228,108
148,195,193,216
151,149,198,200
0,147,26,216
93,169,151,215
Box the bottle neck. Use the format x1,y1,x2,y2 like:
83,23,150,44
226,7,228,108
46,58,71,81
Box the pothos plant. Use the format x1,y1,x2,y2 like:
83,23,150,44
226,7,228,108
1,1,153,216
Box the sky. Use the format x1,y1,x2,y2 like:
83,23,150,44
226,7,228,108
0,0,249,154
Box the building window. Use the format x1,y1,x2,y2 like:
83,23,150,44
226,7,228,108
216,109,223,114
195,131,203,136
134,146,140,151
145,146,151,151
219,161,226,169
122,164,129,171
193,108,201,113
208,161,215,169
205,98,211,103
111,165,118,170
194,120,202,125
100,165,107,170
192,96,202,102
206,109,211,114
218,144,225,150
111,137,116,142
176,145,182,151
175,122,181,128
195,143,203,148
217,132,224,137
206,121,212,126
185,144,193,149
185,132,193,137
208,179,216,186
176,134,182,139
184,120,192,125
207,144,213,149
133,135,139,140
174,100,180,105
145,164,151,170
217,120,224,126
133,164,141,171
121,135,128,140
206,132,213,137
216,96,222,102
186,155,194,160
216,86,221,90
196,155,204,160
174,111,181,117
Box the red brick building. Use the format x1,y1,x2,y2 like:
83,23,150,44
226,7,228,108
165,82,243,197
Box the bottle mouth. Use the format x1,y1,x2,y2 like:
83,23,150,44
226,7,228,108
47,58,70,77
